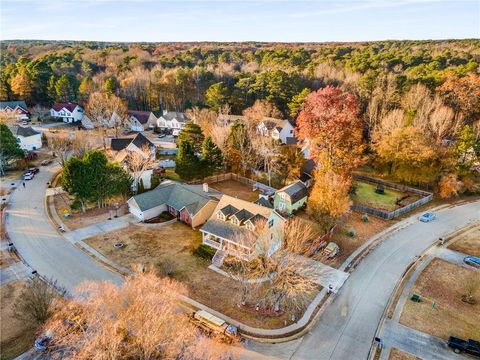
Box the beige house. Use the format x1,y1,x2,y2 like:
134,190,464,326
200,195,286,266
127,181,222,228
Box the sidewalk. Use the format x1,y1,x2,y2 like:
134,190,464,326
0,261,31,285
63,214,134,243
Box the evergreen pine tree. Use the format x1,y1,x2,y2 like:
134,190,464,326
175,140,200,180
201,136,223,176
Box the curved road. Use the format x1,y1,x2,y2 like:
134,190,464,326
247,200,480,360
5,165,480,359
5,165,121,293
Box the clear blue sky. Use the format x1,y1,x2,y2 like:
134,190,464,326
1,0,478,42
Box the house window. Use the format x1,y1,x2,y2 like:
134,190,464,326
231,218,239,226
268,219,274,228
290,130,293,134
280,192,287,200
246,222,255,231
217,212,225,221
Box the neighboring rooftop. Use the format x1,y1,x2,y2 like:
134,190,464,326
160,111,189,123
277,181,308,203
0,100,28,111
110,133,154,152
130,180,222,216
127,110,153,124
51,103,78,112
16,126,40,137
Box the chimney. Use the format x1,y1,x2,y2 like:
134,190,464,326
203,183,209,193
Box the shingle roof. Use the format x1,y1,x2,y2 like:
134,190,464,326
286,137,298,145
131,133,154,149
16,126,40,137
0,100,28,111
52,103,78,112
254,197,273,208
130,180,222,217
111,138,133,151
232,209,254,223
200,219,255,247
160,111,189,123
277,181,308,204
219,204,239,217
127,110,152,124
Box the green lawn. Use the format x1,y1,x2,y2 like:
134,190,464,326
351,182,408,211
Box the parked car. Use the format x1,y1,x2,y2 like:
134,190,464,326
419,212,436,222
23,172,34,180
41,159,52,166
464,256,480,268
447,336,480,356
28,167,40,174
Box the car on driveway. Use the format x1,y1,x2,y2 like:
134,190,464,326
41,159,52,166
464,256,480,268
28,167,40,174
448,336,480,356
419,212,436,222
23,171,34,180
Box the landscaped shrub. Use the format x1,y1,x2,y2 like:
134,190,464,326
70,199,82,211
156,259,178,277
362,214,369,222
347,228,356,237
193,244,216,260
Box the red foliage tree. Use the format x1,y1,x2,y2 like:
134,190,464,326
296,86,365,174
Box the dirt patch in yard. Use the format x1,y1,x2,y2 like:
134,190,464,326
399,258,480,340
0,281,39,359
448,223,480,257
308,211,391,268
388,348,421,360
210,180,259,202
53,193,127,230
84,222,305,329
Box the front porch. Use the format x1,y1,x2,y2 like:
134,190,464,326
201,232,255,262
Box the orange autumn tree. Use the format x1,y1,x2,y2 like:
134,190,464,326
296,86,365,175
42,271,232,360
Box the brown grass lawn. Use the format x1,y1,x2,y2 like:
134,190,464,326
53,193,127,230
449,224,480,257
399,259,480,340
84,222,303,328
210,180,258,202
303,211,391,268
388,348,421,360
0,281,39,360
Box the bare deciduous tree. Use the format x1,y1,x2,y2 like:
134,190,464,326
47,132,72,167
42,271,232,359
123,144,155,194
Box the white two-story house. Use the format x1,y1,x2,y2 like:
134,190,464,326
50,103,84,123
156,111,189,135
127,110,157,132
257,118,295,144
16,126,42,151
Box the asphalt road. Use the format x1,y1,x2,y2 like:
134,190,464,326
287,201,480,360
5,166,121,294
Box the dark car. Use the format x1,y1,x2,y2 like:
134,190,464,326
28,167,40,174
448,336,480,356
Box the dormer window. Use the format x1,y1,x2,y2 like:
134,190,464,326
246,222,255,231
217,212,225,221
231,217,239,226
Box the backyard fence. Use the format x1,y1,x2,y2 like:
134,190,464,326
201,173,277,194
351,174,433,220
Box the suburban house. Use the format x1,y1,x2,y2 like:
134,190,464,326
273,181,308,216
127,181,222,227
200,195,286,265
257,118,295,144
127,110,157,132
299,159,316,188
16,126,42,151
50,103,84,123
0,101,29,121
156,111,189,135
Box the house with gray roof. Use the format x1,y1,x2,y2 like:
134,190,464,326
127,180,222,227
273,180,308,216
16,126,42,151
256,117,295,144
0,100,29,120
200,195,285,265
156,111,189,135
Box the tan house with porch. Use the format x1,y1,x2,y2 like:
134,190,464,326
200,195,286,266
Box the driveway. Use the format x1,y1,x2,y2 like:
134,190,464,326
244,201,480,360
5,166,121,294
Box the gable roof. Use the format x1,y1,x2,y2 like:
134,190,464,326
52,103,78,112
0,100,28,112
260,118,290,131
254,197,273,209
130,180,222,217
277,181,308,204
232,209,254,223
127,110,153,124
218,204,239,217
16,126,40,137
130,132,154,149
111,133,154,152
160,111,189,123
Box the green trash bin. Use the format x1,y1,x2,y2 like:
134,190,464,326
410,294,421,302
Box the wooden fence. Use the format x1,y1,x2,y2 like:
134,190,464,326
200,173,277,194
351,174,433,220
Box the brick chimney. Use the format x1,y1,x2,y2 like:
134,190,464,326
203,183,209,193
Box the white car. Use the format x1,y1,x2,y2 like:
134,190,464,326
23,172,34,180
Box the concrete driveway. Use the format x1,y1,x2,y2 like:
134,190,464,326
5,165,122,294
243,201,480,360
